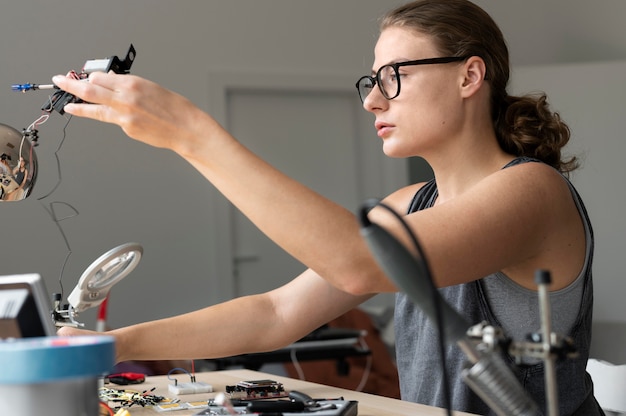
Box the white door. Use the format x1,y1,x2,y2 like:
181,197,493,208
208,72,407,307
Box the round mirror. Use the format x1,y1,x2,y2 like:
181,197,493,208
0,123,37,201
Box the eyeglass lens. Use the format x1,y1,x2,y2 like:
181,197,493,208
378,65,398,99
357,65,398,102
357,77,375,102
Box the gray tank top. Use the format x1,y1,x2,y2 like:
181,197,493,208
394,157,604,415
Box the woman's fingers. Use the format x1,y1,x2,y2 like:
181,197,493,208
50,71,215,154
53,73,104,103
51,73,118,121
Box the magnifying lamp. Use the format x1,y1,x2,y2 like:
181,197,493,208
55,242,143,327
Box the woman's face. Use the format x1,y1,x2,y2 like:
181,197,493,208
363,27,466,158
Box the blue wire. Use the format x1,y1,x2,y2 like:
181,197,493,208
166,367,191,384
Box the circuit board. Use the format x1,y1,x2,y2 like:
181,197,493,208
224,379,288,400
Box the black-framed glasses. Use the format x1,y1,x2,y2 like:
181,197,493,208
356,56,468,103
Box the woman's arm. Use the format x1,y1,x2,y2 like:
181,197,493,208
52,72,397,294
370,162,586,291
51,73,583,293
58,268,370,363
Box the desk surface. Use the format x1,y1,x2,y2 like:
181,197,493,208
111,369,476,416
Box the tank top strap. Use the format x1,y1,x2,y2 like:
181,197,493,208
407,179,438,213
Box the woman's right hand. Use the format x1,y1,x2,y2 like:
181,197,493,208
57,325,101,337
51,72,223,158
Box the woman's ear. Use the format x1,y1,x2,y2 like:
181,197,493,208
460,56,486,98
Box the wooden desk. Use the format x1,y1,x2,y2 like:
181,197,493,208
111,369,476,415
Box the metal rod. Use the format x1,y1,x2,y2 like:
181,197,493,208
535,269,559,416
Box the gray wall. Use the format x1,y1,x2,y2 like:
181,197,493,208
1,1,625,361
0,0,403,329
511,61,626,363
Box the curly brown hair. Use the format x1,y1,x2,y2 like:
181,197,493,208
380,0,577,174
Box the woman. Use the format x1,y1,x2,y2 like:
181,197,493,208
0,154,18,201
55,1,602,414
13,158,28,187
11,157,29,200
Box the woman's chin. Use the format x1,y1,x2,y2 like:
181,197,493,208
381,141,411,159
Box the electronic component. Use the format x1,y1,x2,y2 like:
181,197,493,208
225,379,288,400
81,44,136,74
197,398,358,416
11,83,57,92
39,44,136,115
7,45,138,204
247,400,305,413
155,400,208,412
168,381,213,395
165,366,211,395
99,386,169,410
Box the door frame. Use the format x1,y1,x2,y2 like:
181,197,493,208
206,70,407,301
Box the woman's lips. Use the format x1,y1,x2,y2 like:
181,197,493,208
375,121,394,138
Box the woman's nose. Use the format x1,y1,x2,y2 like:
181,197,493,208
362,86,388,113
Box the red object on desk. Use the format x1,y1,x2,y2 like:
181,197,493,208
107,372,146,385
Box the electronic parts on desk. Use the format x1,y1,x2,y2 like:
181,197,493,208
168,381,213,395
154,400,209,412
225,379,288,400
167,367,213,395
99,387,210,413
195,399,358,416
99,387,169,409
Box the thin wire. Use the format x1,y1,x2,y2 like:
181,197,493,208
167,367,191,378
16,114,49,190
190,359,196,382
99,386,165,409
26,113,49,132
38,202,79,249
289,348,306,380
166,367,192,385
354,337,372,392
34,114,77,300
37,115,72,200
288,337,371,392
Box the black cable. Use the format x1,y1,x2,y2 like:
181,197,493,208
37,115,72,200
359,198,453,416
36,115,78,300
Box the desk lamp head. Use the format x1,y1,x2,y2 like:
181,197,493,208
55,242,143,327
